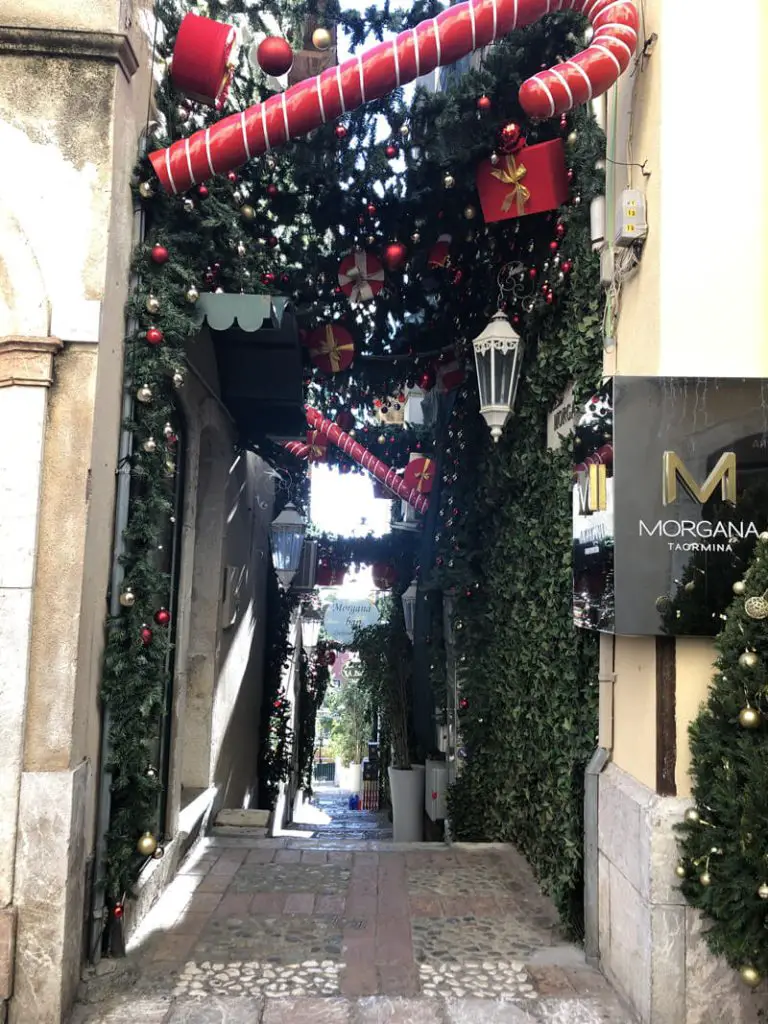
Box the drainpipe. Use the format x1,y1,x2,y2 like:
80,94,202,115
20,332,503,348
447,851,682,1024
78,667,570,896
88,164,147,962
584,631,615,966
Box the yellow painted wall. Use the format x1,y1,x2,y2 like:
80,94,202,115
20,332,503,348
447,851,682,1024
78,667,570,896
606,0,768,792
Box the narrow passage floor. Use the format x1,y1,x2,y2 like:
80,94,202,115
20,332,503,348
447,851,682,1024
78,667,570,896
72,790,636,1024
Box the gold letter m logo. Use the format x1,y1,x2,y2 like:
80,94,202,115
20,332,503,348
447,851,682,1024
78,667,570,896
662,452,737,506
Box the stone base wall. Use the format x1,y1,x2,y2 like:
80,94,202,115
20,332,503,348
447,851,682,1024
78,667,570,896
598,763,768,1023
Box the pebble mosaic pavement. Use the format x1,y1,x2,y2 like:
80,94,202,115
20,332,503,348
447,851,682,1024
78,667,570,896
70,789,637,1024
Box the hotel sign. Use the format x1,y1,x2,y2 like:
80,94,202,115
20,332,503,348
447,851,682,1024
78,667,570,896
573,377,768,636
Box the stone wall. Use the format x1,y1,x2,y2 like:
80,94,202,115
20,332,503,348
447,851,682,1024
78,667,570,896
598,763,768,1023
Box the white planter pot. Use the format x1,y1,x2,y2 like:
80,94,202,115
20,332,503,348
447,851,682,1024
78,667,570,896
388,765,425,842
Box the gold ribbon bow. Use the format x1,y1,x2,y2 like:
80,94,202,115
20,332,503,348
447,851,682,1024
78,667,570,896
491,154,530,215
307,430,327,462
317,325,353,372
414,459,433,493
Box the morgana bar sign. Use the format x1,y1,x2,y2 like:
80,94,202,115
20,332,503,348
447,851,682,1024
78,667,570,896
572,377,768,637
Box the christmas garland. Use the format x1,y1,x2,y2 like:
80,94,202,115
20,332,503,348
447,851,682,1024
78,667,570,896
297,646,332,794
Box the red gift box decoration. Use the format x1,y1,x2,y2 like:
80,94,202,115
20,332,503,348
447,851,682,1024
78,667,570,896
171,13,237,109
427,234,452,268
403,456,435,495
476,139,569,222
307,324,355,374
435,352,465,394
338,250,385,303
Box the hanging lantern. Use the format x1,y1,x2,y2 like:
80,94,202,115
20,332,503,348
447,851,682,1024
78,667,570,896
301,606,323,652
471,311,523,442
269,503,306,589
402,579,418,643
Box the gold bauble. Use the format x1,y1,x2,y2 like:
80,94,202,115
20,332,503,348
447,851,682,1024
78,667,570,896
655,595,671,612
740,966,762,989
683,808,700,824
758,883,768,900
119,587,135,608
760,532,768,543
183,198,195,213
567,130,578,146
137,831,158,856
145,296,160,315
163,422,174,438
739,707,761,729
240,204,256,221
152,846,165,860
138,181,154,199
186,286,200,304
142,437,157,453
745,595,768,620
136,385,153,404
464,205,477,220
399,124,410,139
165,460,176,475
312,27,333,50
675,863,687,879
733,580,747,596
411,231,421,244
684,581,695,593
443,173,455,189
172,371,185,389
739,651,759,669
699,872,711,887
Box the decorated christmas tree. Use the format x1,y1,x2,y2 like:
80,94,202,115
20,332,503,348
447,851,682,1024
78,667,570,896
677,531,768,988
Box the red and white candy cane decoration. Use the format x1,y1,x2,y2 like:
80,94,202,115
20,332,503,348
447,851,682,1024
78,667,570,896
284,440,311,459
306,407,429,514
149,0,638,194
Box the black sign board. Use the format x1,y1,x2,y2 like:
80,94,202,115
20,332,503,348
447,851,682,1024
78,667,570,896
573,378,768,636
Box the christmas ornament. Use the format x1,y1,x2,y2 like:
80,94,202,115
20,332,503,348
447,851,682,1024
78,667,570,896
154,608,171,626
699,872,711,887
198,185,209,198
150,2,638,193
683,808,700,824
567,130,578,146
464,205,477,220
186,285,200,304
146,327,163,346
151,244,169,264
256,36,293,77
338,250,384,303
427,234,452,268
477,139,568,222
411,230,421,244
241,204,256,221
119,587,135,608
739,706,761,729
171,13,237,109
312,27,333,50
383,242,407,272
163,422,175,439
403,455,435,495
745,591,768,619
334,124,347,139
138,181,154,199
675,863,687,879
307,324,355,373
173,371,185,388
758,883,768,900
137,831,158,856
385,144,398,159
306,429,328,463
335,409,355,431
141,626,153,646
145,294,160,314
136,385,153,403
419,368,436,391
142,437,157,453
266,183,279,198
740,966,762,989
152,847,165,860
739,651,759,669
477,95,492,112
760,532,768,542
733,580,746,595
443,173,455,189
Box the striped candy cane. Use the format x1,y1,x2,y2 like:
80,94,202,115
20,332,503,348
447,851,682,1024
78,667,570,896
149,0,638,194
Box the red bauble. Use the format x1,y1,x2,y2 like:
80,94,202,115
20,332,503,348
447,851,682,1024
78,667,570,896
385,144,398,159
198,185,209,198
383,242,407,272
335,409,355,431
545,290,555,304
419,368,436,391
562,260,573,274
511,314,521,326
476,95,492,112
498,122,523,153
141,627,153,646
146,327,164,346
266,183,279,197
528,268,538,280
366,203,377,216
555,222,566,239
262,271,276,284
335,124,347,139
566,168,575,184
459,697,469,710
151,244,169,264
256,36,293,77
549,240,559,252
268,235,279,248
227,171,238,183
154,608,171,626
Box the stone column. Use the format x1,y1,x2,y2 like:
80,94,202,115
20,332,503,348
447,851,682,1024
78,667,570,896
0,335,62,1016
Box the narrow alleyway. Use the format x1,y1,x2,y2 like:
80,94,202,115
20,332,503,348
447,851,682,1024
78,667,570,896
72,790,635,1024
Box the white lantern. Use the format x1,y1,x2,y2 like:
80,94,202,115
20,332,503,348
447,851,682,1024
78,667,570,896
471,310,523,442
401,579,418,643
269,503,306,589
301,607,323,652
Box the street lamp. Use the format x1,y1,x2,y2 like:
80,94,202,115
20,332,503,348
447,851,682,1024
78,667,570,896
401,579,418,643
301,606,323,653
472,310,523,442
269,502,306,589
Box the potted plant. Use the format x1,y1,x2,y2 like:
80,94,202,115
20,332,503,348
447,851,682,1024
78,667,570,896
355,598,423,841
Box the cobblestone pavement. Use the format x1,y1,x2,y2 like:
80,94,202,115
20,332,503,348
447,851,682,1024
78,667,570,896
70,790,636,1023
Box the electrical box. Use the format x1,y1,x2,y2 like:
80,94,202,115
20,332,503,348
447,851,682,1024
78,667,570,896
425,760,449,822
614,188,647,247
